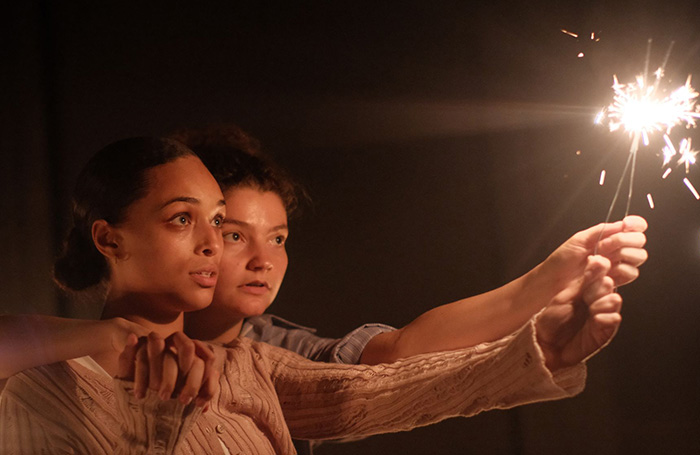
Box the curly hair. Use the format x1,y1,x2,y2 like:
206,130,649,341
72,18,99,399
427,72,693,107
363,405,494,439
169,123,308,217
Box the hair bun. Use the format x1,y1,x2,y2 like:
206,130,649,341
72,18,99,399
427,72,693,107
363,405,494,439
53,227,107,291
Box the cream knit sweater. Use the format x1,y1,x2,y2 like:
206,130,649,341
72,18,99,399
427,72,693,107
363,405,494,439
0,321,585,454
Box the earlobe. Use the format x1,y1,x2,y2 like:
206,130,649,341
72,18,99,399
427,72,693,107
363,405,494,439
92,220,125,261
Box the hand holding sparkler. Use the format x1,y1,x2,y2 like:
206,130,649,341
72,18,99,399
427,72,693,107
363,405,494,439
536,255,622,371
538,215,648,292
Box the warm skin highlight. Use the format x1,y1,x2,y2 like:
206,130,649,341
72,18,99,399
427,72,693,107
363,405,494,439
184,186,289,345
95,155,226,377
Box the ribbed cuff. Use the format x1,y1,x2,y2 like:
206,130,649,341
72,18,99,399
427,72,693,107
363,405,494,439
484,320,587,410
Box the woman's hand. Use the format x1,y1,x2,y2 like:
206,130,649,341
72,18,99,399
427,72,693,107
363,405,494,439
116,331,219,408
535,255,623,371
105,317,150,354
546,215,648,289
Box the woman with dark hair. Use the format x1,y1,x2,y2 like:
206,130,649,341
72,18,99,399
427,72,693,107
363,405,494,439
1,135,627,454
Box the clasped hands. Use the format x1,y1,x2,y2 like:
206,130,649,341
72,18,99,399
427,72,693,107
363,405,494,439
116,331,220,409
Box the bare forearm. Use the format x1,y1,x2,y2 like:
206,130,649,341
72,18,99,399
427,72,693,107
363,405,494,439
361,218,646,365
362,262,559,364
0,315,114,378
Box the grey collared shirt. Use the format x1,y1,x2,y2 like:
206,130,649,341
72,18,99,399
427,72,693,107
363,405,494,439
240,314,395,365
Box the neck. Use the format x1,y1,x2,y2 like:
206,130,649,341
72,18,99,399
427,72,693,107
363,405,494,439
95,291,186,377
185,306,244,346
101,292,185,337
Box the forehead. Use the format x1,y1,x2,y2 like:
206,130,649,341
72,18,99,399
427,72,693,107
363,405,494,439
223,186,287,220
141,155,224,207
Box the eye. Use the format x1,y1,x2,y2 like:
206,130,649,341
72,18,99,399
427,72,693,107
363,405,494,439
223,232,242,243
274,235,286,245
212,215,224,228
170,213,191,226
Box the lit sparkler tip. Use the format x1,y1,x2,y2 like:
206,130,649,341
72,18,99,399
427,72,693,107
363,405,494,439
599,69,700,139
684,177,700,199
598,43,700,220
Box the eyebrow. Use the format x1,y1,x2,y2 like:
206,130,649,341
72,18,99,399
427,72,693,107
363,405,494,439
223,218,288,233
159,197,226,210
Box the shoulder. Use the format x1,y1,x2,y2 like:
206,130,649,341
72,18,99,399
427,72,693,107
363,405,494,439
241,314,317,338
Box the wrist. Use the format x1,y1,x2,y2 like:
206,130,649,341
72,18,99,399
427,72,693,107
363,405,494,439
517,262,559,314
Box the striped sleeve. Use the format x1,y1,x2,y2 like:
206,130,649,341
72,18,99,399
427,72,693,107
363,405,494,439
240,314,395,364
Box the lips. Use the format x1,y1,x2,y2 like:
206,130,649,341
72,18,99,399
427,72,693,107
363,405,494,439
190,267,218,288
240,280,270,295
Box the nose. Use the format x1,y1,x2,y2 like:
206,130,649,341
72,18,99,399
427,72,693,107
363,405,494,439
247,242,273,272
195,223,222,257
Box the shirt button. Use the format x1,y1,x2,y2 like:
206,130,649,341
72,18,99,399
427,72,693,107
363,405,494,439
216,424,225,434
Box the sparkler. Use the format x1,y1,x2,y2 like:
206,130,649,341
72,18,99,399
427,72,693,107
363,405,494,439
594,41,700,229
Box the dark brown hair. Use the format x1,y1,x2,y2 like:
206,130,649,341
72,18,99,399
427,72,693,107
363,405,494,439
53,137,195,291
169,124,307,217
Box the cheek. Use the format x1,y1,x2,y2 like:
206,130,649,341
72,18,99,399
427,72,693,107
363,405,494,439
124,232,173,270
274,252,289,281
218,252,246,283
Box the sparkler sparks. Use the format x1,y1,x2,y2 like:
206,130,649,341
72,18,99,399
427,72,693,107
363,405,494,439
684,178,700,199
595,41,700,220
598,74,700,146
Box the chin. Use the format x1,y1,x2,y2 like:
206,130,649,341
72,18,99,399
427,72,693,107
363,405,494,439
182,292,215,312
236,299,272,319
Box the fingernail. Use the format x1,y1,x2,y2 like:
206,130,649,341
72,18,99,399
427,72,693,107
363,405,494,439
160,391,170,401
180,394,193,405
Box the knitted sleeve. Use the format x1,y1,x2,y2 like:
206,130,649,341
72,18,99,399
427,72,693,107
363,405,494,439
263,319,586,440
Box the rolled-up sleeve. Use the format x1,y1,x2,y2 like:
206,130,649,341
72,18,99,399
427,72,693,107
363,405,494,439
240,314,395,364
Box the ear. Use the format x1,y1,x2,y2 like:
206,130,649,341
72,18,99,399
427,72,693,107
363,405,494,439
91,219,125,261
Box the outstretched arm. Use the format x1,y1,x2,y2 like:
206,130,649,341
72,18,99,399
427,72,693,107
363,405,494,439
361,216,647,364
0,314,148,378
268,255,620,441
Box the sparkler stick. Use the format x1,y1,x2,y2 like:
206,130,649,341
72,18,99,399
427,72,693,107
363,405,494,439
593,40,700,251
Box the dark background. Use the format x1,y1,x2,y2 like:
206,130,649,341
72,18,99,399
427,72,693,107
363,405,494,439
3,1,700,453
